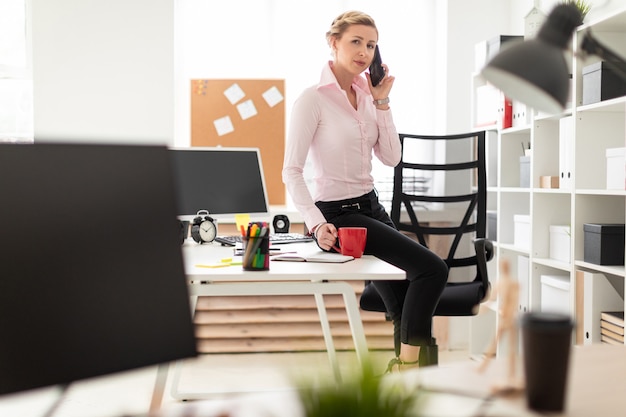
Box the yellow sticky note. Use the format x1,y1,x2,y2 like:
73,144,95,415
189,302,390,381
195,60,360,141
235,213,251,233
195,263,229,269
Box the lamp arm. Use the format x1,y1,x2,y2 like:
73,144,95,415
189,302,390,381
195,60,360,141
580,31,626,82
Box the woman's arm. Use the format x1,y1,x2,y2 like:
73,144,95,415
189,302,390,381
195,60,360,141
282,90,327,231
368,64,401,167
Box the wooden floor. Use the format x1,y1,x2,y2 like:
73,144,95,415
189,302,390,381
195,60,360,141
193,280,396,353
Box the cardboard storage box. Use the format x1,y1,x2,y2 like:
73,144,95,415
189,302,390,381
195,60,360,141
540,175,559,188
487,211,497,241
514,214,530,250
582,61,626,105
519,156,530,188
606,147,626,190
541,275,571,315
550,225,571,263
583,223,625,265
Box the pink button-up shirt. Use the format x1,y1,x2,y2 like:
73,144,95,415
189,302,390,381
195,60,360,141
282,61,401,231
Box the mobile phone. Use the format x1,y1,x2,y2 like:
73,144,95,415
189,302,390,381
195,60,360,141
369,45,385,87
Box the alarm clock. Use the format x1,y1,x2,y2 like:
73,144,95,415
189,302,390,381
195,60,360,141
191,210,217,243
272,214,290,234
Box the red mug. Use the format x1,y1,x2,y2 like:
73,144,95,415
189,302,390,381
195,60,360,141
332,227,367,258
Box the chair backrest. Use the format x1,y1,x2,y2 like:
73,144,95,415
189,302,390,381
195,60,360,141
390,131,488,290
360,131,492,317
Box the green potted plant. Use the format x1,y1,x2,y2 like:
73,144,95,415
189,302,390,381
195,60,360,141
297,363,422,417
562,0,592,23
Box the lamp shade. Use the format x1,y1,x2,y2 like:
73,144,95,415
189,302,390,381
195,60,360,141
481,4,582,114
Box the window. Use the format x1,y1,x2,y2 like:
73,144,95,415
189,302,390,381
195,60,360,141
0,0,32,142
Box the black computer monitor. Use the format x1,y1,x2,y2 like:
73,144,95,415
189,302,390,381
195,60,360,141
0,143,197,396
169,147,270,219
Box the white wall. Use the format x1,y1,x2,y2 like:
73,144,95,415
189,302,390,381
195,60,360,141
174,0,439,148
31,0,174,144
26,0,626,145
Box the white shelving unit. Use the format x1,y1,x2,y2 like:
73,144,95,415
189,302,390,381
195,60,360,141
471,7,626,357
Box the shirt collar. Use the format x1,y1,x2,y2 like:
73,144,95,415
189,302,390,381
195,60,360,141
317,61,369,94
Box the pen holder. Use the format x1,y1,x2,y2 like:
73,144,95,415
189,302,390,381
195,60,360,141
242,235,270,271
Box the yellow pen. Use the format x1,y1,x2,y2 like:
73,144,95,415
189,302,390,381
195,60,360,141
195,258,242,268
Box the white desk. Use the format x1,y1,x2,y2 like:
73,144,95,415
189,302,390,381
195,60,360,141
152,240,405,406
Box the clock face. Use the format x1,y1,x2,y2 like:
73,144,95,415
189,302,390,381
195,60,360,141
199,220,216,242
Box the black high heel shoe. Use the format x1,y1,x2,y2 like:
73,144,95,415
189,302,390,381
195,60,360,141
385,338,440,373
384,357,419,373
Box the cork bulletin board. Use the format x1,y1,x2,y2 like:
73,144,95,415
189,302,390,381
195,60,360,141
191,79,285,205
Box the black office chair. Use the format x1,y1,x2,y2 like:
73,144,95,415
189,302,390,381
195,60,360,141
360,131,494,364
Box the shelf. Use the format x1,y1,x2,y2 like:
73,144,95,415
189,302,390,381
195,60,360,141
470,5,626,357
575,189,626,196
534,108,573,121
575,261,626,278
498,242,529,255
533,257,571,273
533,188,572,195
500,125,531,134
578,96,626,113
580,7,626,32
499,187,531,193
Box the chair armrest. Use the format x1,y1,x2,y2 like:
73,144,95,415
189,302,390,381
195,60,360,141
475,237,494,262
473,238,494,302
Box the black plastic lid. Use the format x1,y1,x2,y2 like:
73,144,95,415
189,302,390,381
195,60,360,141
520,312,574,330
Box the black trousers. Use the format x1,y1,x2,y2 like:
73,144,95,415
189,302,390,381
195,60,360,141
316,190,448,347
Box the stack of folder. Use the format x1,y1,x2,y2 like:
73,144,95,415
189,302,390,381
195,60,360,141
600,311,624,345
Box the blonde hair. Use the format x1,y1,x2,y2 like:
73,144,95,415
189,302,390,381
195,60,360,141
325,10,378,46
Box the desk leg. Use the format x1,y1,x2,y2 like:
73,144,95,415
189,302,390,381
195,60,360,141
189,295,198,315
338,285,370,366
169,359,187,400
150,362,169,412
169,295,198,401
314,293,341,381
167,282,371,399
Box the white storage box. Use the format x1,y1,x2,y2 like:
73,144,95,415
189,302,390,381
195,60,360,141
606,147,626,190
549,225,571,263
541,275,571,315
514,214,530,250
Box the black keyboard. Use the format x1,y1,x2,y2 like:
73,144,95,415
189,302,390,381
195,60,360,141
215,233,313,246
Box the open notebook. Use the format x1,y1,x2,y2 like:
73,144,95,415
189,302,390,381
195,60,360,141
271,251,354,263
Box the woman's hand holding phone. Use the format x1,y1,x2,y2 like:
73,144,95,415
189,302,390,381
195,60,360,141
368,45,395,101
369,45,385,87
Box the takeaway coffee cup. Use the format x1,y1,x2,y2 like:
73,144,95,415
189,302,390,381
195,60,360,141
520,312,574,412
333,227,367,258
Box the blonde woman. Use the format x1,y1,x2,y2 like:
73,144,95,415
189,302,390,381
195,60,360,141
282,10,448,371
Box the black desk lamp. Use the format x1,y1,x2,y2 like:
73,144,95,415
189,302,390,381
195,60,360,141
481,4,626,114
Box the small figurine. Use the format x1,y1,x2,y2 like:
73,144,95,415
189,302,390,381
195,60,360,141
478,259,523,393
